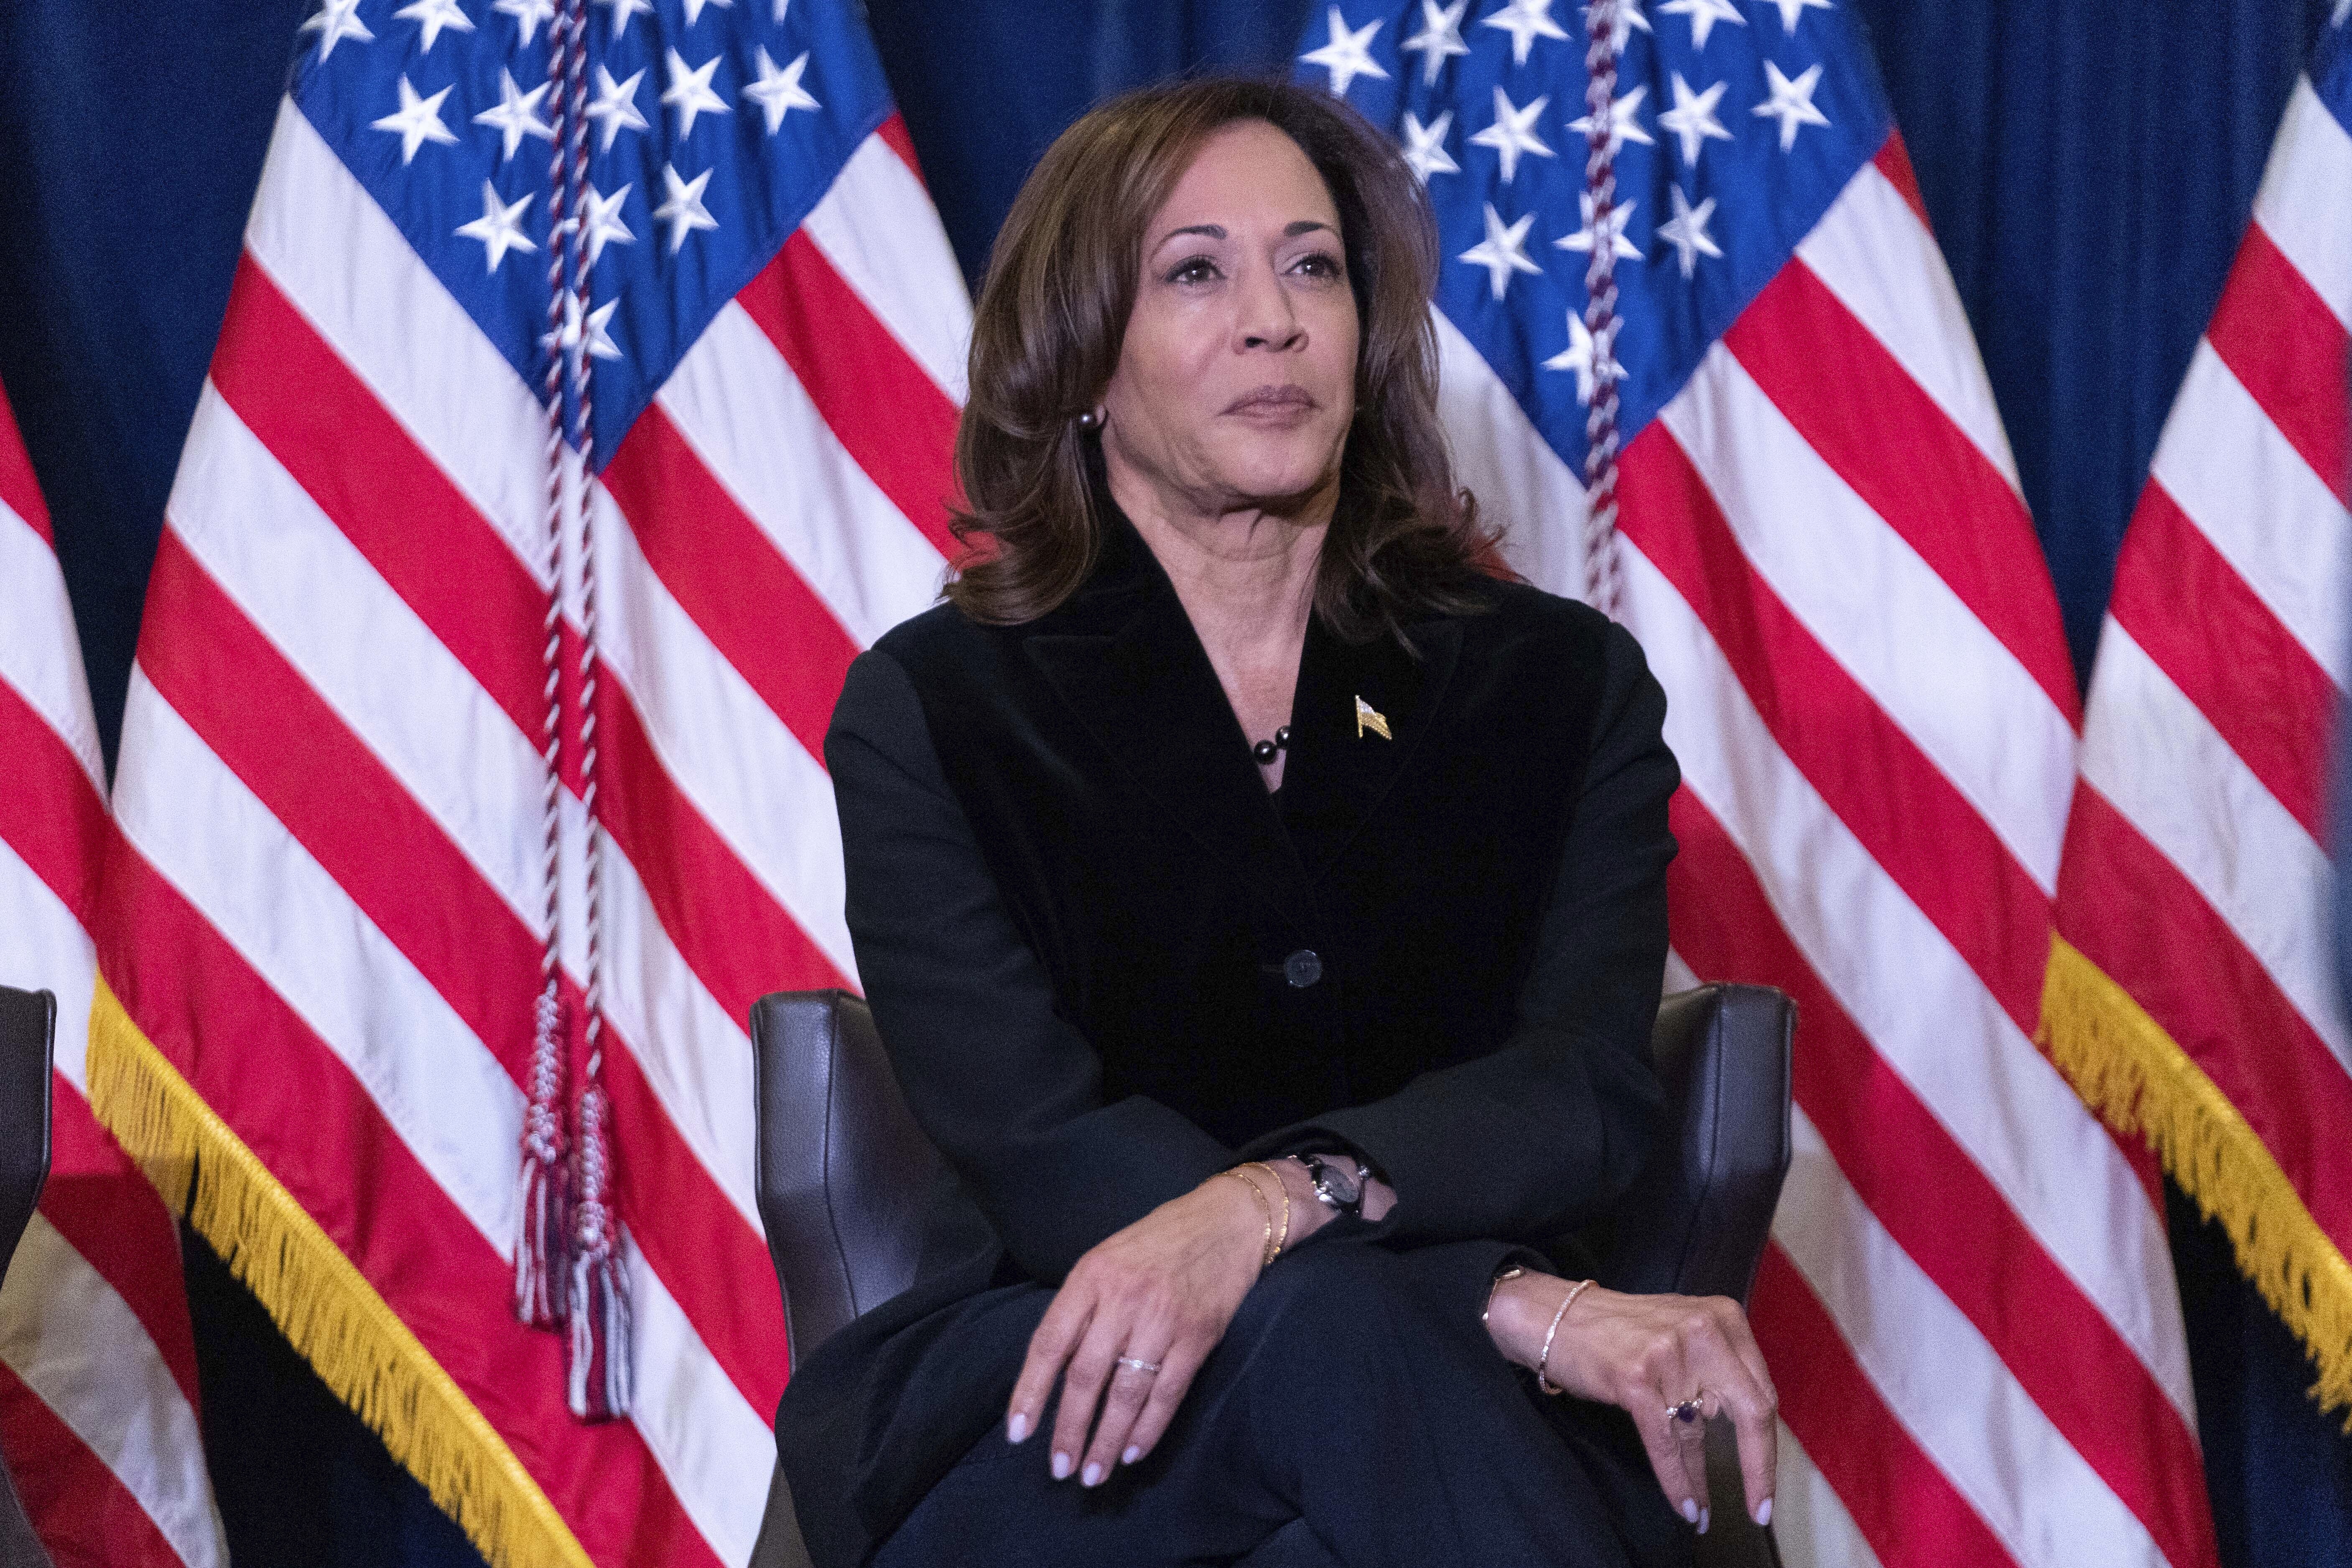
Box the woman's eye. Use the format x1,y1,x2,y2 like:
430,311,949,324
1168,257,1221,285
1293,251,1343,280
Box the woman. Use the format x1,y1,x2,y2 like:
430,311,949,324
774,76,1776,1568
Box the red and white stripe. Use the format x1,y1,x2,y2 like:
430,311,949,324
2056,65,2352,1351
103,90,968,1565
0,388,227,1568
1445,138,2218,1568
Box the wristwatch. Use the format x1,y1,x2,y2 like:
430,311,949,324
1298,1152,1366,1220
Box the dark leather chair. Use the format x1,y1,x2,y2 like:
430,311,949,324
0,986,59,1568
749,984,1794,1568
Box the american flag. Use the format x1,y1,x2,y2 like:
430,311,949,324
90,0,966,1561
2048,13,2352,1422
0,385,226,1567
1298,3,2219,1565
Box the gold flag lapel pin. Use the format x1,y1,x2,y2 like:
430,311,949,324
1354,695,1391,741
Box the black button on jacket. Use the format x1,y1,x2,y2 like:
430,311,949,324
775,510,1680,1568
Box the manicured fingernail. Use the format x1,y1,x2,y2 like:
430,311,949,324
1680,1499,1700,1525
1122,1445,1142,1466
1756,1498,1773,1528
1081,1462,1103,1488
1050,1451,1072,1480
1007,1413,1029,1444
1698,1508,1710,1535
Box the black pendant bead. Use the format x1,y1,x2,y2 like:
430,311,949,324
1274,726,1290,747
1252,738,1279,765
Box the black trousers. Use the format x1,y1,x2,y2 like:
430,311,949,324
872,1231,1692,1568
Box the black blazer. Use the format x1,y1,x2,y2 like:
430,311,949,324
774,510,1680,1568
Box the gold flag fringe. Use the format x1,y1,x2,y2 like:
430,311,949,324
2041,935,2352,1424
85,977,595,1568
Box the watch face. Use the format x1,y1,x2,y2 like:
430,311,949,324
1310,1156,1362,1206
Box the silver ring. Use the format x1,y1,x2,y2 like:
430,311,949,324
1667,1396,1705,1426
1116,1356,1162,1375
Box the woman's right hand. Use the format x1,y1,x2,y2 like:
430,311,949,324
1004,1173,1275,1489
1487,1273,1778,1533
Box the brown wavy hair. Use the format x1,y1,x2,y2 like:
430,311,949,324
945,76,1494,643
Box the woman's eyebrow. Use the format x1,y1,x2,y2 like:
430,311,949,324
1152,219,1335,249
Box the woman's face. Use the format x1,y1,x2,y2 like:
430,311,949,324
1099,120,1360,520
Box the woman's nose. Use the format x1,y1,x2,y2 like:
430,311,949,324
1235,263,1304,352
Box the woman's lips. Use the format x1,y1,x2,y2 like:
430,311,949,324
1224,385,1318,418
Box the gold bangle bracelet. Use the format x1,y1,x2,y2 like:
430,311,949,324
1537,1278,1594,1396
1483,1265,1526,1326
1238,1162,1293,1258
1216,1170,1278,1267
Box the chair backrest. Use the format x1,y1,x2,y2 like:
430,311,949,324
0,987,58,1568
0,987,55,1290
749,989,945,1365
750,983,1792,1372
1598,984,1795,1305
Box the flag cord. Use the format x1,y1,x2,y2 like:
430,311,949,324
516,0,629,1421
1581,0,1625,619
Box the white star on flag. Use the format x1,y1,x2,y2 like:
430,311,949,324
1660,0,1744,48
1481,0,1571,66
1400,110,1460,182
683,0,734,22
455,181,537,273
568,181,636,265
587,65,650,152
541,293,624,363
655,162,721,251
474,69,556,162
1657,182,1723,275
1753,60,1830,150
744,47,821,134
1582,0,1651,54
596,0,655,38
1470,86,1554,183
1658,72,1733,166
664,49,734,139
1457,202,1543,298
493,0,556,44
1569,84,1652,155
1555,191,1639,259
300,0,374,59
1542,309,1623,404
1401,0,1470,86
1763,0,1833,33
1300,8,1390,98
394,0,475,51
372,76,460,164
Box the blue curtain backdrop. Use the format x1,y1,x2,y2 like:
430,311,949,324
0,1,2345,1562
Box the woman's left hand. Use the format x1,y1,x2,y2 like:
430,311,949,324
1487,1274,1778,1533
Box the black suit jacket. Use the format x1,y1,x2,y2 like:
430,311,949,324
774,510,1679,1567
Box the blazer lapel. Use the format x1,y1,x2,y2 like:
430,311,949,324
1024,532,1311,924
1279,614,1463,879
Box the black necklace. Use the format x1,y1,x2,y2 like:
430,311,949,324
1251,726,1291,765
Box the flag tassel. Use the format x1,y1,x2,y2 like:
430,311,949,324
514,984,571,1330
563,1081,631,1420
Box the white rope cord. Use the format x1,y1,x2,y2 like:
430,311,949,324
557,0,629,1420
514,0,628,1420
515,0,580,1338
1580,0,1626,619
